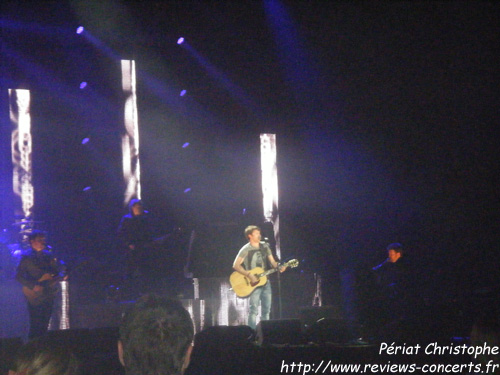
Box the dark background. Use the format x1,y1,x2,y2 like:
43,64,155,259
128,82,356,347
1,1,499,318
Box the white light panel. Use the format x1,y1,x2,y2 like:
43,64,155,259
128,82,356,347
260,133,280,259
121,60,141,205
9,89,34,220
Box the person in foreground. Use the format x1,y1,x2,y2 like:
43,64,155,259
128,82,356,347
233,225,286,329
118,293,194,375
8,337,80,375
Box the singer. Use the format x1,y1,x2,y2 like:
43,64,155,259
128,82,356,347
232,225,287,329
15,230,67,339
117,199,155,280
372,243,413,341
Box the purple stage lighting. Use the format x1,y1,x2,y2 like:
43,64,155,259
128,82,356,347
242,208,247,215
180,89,187,97
79,82,87,89
182,142,189,148
184,188,191,193
76,26,84,34
81,138,90,145
177,37,184,45
83,186,91,192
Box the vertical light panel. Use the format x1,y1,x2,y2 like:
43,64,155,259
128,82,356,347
121,60,141,205
9,89,34,220
218,282,230,326
233,295,250,326
219,280,250,326
59,280,70,329
260,133,280,259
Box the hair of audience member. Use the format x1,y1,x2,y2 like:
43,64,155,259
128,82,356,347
119,294,194,375
10,337,80,375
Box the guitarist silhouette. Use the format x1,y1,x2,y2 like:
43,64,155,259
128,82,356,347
118,199,153,278
16,230,67,339
232,225,288,329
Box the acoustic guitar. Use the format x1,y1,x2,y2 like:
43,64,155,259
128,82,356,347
229,259,299,298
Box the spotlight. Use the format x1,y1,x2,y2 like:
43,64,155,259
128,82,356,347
177,37,184,45
182,142,189,148
183,188,191,193
76,26,84,34
83,186,91,192
180,89,187,97
81,137,90,145
79,82,87,89
242,208,247,215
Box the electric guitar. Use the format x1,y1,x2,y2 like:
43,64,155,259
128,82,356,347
229,259,299,298
22,273,66,306
21,259,87,306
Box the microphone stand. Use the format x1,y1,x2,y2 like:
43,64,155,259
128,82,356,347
276,262,282,320
263,238,283,320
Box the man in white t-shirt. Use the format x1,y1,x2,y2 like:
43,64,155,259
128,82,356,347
233,225,285,329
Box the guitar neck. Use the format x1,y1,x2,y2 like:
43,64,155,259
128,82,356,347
260,268,278,277
259,262,289,277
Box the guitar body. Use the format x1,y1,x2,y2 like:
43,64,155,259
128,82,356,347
229,259,299,298
230,267,268,298
22,273,61,306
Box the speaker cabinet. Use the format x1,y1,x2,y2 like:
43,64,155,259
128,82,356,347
299,305,342,327
255,319,305,346
306,318,359,344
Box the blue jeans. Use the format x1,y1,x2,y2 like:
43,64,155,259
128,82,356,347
248,281,272,329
